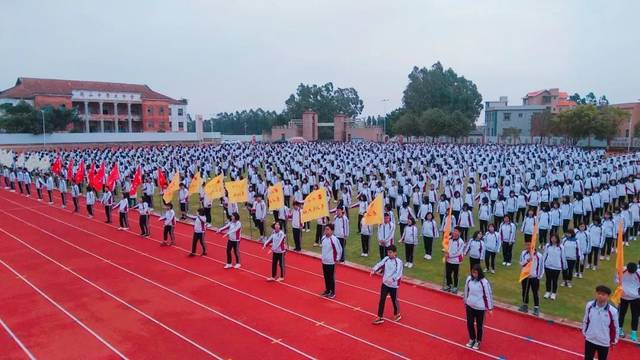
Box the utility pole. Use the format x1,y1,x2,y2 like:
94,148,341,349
381,99,389,140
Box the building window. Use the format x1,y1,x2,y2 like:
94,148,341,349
178,108,184,116
503,112,511,121
543,96,552,104
626,129,630,138
518,113,523,118
159,107,164,114
147,106,152,114
148,121,154,128
159,121,164,128
168,108,172,116
178,122,184,131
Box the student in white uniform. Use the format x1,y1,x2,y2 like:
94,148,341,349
360,217,372,257
132,197,150,237
465,231,485,272
186,208,208,257
263,222,287,281
377,213,396,260
219,212,242,268
617,262,640,342
400,217,418,268
371,245,403,325
421,212,438,260
100,186,113,223
519,242,544,316
582,285,618,360
85,186,96,218
444,227,465,294
159,203,176,246
113,195,129,230
543,234,567,300
320,224,342,298
483,224,500,274
463,265,493,350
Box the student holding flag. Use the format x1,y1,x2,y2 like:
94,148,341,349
519,231,544,316
444,227,465,294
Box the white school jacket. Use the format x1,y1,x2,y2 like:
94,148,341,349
265,231,287,254
483,232,500,253
499,222,516,243
377,222,396,247
290,207,302,229
114,198,128,213
562,238,582,261
360,222,372,236
521,217,535,235
465,239,485,260
134,202,150,215
421,219,439,238
478,204,491,221
457,210,474,228
601,219,615,238
219,221,242,241
188,215,207,233
446,237,465,264
582,301,619,347
252,201,267,220
619,270,640,300
520,251,545,279
86,191,96,205
372,256,403,288
543,244,567,270
321,235,342,265
401,225,418,245
333,215,349,238
575,230,591,256
160,209,176,226
464,276,494,311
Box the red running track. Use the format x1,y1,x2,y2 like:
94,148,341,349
1,189,639,359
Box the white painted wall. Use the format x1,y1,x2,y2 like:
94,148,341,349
0,132,222,145
169,104,188,132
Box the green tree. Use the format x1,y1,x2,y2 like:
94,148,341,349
392,112,419,137
569,92,609,106
501,127,522,144
401,62,482,138
593,106,627,146
554,105,626,146
419,108,448,140
530,110,558,143
283,83,364,124
0,101,79,134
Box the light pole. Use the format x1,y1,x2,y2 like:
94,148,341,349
40,109,46,147
628,111,634,152
381,99,389,139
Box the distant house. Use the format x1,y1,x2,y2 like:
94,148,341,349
523,88,576,114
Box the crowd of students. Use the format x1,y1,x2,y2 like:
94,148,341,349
2,142,639,355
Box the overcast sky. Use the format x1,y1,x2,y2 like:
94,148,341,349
1,0,638,122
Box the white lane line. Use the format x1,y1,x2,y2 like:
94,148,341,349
0,227,223,360
0,257,127,360
0,315,37,360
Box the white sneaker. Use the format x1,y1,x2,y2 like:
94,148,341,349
404,263,409,267
506,263,512,267
483,268,489,273
361,253,366,257
502,262,507,266
567,282,573,288
578,273,583,278
599,256,604,260
234,264,241,269
408,263,413,268
592,266,597,271
424,254,432,260
544,292,551,299
606,256,610,261
223,264,232,269
364,253,369,257
491,269,495,274
625,243,630,247
550,293,557,300
560,281,566,287
266,277,275,281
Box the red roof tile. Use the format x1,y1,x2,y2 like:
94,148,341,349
0,77,180,103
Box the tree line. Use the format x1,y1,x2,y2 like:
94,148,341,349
0,101,82,134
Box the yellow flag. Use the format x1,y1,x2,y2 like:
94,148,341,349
225,178,248,204
188,171,202,195
519,222,539,283
610,222,625,305
162,172,180,204
204,175,224,200
302,188,329,223
268,182,285,211
441,205,453,250
362,193,383,225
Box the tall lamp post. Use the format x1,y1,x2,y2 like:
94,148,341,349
381,98,389,140
40,109,46,147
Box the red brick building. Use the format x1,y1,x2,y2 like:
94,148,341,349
0,77,187,133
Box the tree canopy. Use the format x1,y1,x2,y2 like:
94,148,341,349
284,82,364,123
204,109,287,134
0,101,81,134
553,104,627,145
569,92,609,106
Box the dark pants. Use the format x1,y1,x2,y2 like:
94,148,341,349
47,190,53,203
191,232,206,254
315,224,324,244
292,228,301,251
563,219,570,234
619,298,640,331
87,204,93,216
36,187,42,199
72,196,79,212
25,184,31,196
205,206,212,224
521,277,540,306
226,240,240,264
163,225,175,243
479,220,488,234
469,257,481,272
502,242,513,263
322,264,335,294
485,251,496,270
379,245,386,260
524,233,532,243
539,229,548,245
60,193,66,206
139,215,149,236
445,262,460,288
337,237,346,262
357,214,363,233
466,305,485,341
377,284,399,317
256,219,265,237
517,208,526,222
423,236,433,255
105,205,112,223
545,268,560,293
361,234,370,254
584,340,609,360
588,248,599,267
118,212,128,228
405,243,414,263
564,259,576,281
460,227,469,241
601,237,613,256
272,253,285,278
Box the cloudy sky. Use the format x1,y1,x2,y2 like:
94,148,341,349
1,0,638,122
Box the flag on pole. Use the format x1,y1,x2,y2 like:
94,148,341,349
362,193,384,226
92,162,105,190
51,156,62,175
610,222,625,305
267,182,285,211
74,160,85,185
188,171,202,195
441,205,453,251
204,175,224,200
519,222,539,282
105,163,120,191
157,168,168,189
66,159,75,182
162,172,180,204
225,178,248,204
301,188,330,223
88,162,95,187
129,165,142,196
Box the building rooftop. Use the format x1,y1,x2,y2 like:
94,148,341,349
0,77,180,103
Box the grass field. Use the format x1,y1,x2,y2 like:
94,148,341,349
152,191,639,328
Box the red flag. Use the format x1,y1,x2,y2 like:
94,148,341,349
51,156,62,175
92,162,106,190
74,160,85,184
157,168,168,189
88,162,95,186
129,165,142,196
106,163,120,191
66,159,74,182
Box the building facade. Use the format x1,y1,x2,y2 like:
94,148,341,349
523,88,576,114
268,111,383,142
612,102,640,138
0,77,187,133
484,96,546,138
